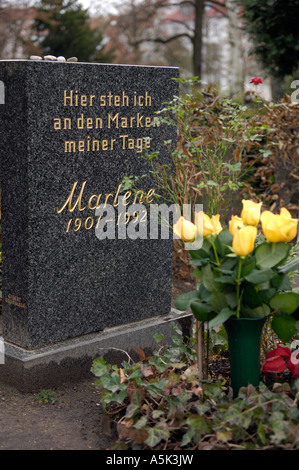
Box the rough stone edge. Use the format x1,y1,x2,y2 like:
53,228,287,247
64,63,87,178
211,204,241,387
0,309,193,392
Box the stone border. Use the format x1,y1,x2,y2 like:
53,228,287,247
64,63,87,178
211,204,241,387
0,309,193,392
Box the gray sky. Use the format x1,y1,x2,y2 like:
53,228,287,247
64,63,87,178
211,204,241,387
80,0,121,15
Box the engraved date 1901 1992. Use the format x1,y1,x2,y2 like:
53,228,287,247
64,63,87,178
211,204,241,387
65,210,147,233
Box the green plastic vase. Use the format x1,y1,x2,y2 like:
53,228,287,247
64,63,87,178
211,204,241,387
224,316,266,397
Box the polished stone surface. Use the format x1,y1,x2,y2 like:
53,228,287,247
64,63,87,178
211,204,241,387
0,60,179,348
0,310,193,392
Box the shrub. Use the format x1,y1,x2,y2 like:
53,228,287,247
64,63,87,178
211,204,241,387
91,325,299,450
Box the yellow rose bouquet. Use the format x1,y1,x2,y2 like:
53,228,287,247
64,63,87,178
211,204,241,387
174,200,299,343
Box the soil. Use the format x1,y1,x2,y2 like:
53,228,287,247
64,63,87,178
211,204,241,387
0,276,194,451
0,380,111,450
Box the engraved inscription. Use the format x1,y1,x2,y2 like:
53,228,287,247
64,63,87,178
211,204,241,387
56,181,155,214
56,181,155,235
5,294,26,308
53,89,157,154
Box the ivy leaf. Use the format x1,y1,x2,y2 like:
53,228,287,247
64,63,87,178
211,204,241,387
181,429,195,447
100,373,121,392
145,424,170,447
153,333,164,343
125,403,140,419
257,421,268,446
147,378,167,396
111,390,127,404
90,357,109,377
134,416,148,429
186,414,211,438
152,410,165,419
216,430,233,442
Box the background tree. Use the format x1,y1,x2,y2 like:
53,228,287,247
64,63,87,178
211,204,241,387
100,0,227,80
33,0,114,62
0,0,40,59
234,0,299,95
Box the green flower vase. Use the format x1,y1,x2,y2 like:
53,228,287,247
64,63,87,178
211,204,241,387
224,316,266,397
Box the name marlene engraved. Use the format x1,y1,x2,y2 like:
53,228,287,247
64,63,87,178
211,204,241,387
56,181,155,214
56,181,156,234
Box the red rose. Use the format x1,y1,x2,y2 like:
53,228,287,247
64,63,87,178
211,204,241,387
265,344,291,360
250,77,263,85
262,355,287,374
262,344,299,379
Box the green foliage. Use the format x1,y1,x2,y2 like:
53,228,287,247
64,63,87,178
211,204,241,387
234,0,299,79
91,326,299,450
255,242,291,270
207,325,228,355
125,78,265,219
174,227,299,342
33,0,114,62
34,389,58,404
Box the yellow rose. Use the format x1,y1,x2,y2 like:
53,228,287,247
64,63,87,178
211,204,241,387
229,215,244,236
261,209,298,243
211,214,223,235
196,211,222,237
280,207,292,218
173,216,197,242
241,200,262,226
232,225,257,256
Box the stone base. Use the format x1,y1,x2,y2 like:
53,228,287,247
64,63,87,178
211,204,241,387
0,309,193,392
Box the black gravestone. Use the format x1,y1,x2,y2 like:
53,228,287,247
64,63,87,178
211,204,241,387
0,60,179,349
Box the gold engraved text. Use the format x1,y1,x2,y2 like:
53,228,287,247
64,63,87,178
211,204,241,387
57,181,155,215
5,294,26,308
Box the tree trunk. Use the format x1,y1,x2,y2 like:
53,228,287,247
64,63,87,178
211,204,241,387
226,0,245,99
193,0,204,79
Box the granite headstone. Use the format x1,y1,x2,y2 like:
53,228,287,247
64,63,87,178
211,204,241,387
0,60,179,350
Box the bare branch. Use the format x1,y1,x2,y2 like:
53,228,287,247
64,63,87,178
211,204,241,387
129,32,194,48
206,0,227,8
167,18,195,32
